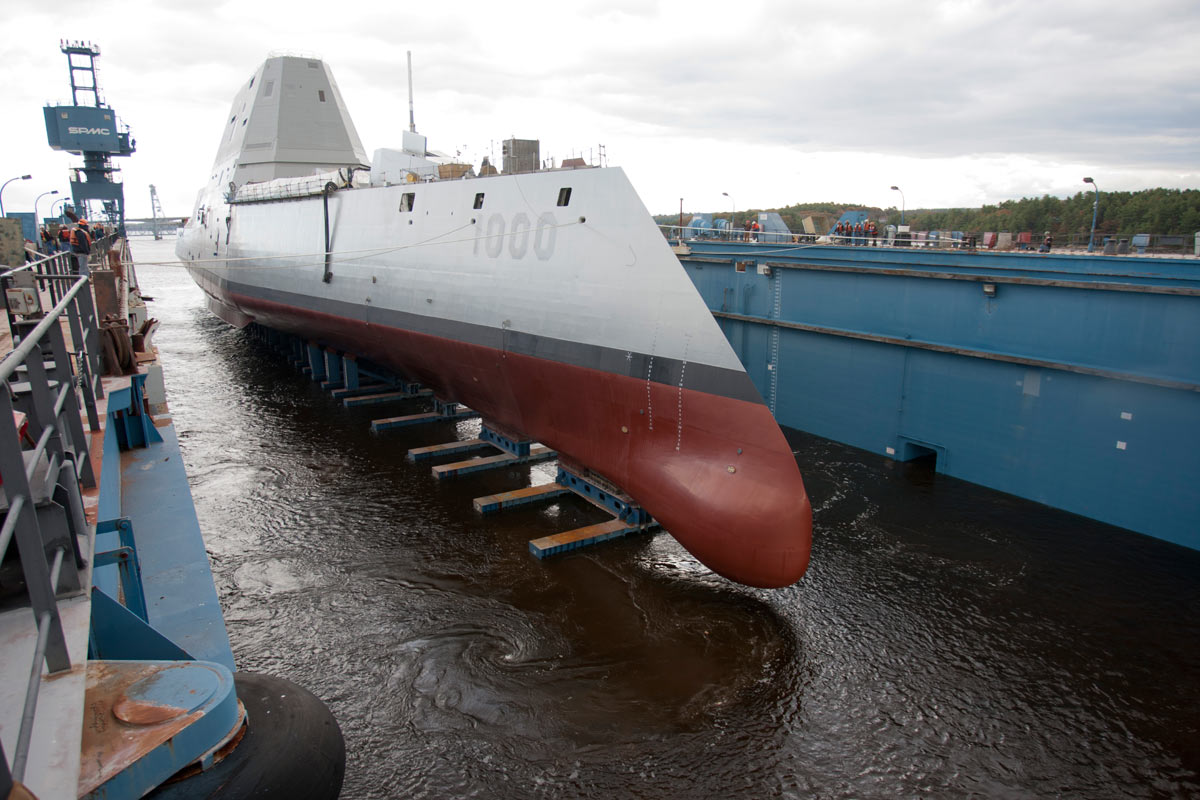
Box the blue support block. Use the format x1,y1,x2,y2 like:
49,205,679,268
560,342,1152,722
291,338,306,369
431,445,556,478
343,355,360,390
406,438,491,462
329,382,396,400
473,482,568,513
480,425,532,457
555,466,653,524
306,343,327,381
322,348,343,389
371,402,477,433
342,387,430,408
528,519,648,558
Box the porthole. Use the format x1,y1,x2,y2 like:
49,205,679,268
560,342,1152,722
557,187,572,207
399,192,416,212
473,193,485,210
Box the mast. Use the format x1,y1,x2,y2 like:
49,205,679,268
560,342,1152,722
407,51,416,133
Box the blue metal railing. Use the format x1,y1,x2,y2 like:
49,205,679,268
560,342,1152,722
0,258,104,784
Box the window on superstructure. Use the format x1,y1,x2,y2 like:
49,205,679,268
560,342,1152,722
557,187,572,207
264,81,274,97
473,193,485,209
318,90,326,103
399,193,416,213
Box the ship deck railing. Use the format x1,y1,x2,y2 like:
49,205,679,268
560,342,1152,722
658,224,1200,257
0,255,104,794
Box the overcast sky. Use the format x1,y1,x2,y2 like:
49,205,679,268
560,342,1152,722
4,0,1198,221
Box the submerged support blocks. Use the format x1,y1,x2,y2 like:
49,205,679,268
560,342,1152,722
306,343,326,381
480,425,532,458
429,423,554,477
407,438,492,462
529,519,649,558
472,462,658,558
329,382,395,401
342,355,360,390
473,482,568,513
342,386,431,408
556,466,653,525
431,445,556,478
371,401,478,434
321,348,344,390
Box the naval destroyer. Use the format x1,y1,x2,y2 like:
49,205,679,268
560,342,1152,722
177,56,811,588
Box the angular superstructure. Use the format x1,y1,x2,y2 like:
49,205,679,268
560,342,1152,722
212,56,369,187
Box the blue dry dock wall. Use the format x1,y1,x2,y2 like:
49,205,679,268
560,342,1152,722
679,243,1200,550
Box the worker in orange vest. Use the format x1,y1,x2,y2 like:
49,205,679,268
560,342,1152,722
69,220,92,276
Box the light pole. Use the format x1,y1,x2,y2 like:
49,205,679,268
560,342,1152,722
51,198,68,221
1083,177,1099,253
890,185,905,225
0,174,32,217
722,191,735,239
34,190,59,231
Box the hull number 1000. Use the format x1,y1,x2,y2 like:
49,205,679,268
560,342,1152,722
474,213,557,261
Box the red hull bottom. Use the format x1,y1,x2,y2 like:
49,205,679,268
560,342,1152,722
233,291,812,588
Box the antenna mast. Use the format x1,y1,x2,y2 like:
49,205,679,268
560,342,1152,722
407,51,416,133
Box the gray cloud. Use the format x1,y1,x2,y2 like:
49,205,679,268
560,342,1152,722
561,0,1200,165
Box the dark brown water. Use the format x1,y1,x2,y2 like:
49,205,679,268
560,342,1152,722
135,240,1200,799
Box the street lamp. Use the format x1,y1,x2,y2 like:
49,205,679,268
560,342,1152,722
51,198,68,220
722,191,736,238
0,174,33,217
890,185,905,225
34,190,60,230
1083,177,1099,253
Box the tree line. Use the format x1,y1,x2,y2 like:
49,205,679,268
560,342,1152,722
658,188,1200,237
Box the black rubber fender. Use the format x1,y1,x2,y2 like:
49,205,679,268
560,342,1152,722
147,672,345,799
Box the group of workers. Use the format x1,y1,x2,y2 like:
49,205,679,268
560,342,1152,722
834,219,880,246
740,218,762,242
33,218,103,276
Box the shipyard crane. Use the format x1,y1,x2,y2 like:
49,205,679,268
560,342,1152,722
43,41,136,235
149,183,163,239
